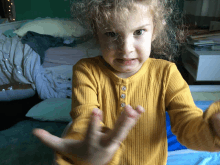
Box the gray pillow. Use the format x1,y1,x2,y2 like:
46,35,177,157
26,98,72,122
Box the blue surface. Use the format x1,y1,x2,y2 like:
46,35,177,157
166,101,215,151
167,150,220,165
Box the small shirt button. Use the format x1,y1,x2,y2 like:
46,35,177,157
121,103,125,107
122,86,127,91
121,94,126,99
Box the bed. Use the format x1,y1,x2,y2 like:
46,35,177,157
0,18,101,101
1,19,220,165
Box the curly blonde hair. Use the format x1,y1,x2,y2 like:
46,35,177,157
70,0,186,62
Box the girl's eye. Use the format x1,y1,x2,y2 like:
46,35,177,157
105,32,117,38
134,29,146,35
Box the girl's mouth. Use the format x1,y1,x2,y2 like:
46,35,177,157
116,59,137,65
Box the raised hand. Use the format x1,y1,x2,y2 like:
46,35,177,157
33,105,145,165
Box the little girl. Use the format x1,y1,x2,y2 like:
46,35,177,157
33,0,220,164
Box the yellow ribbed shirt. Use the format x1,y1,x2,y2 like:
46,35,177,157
56,56,220,165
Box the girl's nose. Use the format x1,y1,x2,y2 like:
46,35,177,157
117,37,135,55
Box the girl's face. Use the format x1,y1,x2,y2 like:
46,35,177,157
97,3,154,78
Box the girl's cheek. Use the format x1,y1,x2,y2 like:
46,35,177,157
105,41,117,50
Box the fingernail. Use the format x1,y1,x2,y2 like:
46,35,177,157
126,108,136,118
92,109,98,116
97,110,101,118
136,105,145,113
93,108,102,120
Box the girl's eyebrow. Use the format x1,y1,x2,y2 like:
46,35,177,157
102,24,151,33
132,24,151,31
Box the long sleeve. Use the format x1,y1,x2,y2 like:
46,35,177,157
165,64,220,152
55,60,124,165
55,57,220,165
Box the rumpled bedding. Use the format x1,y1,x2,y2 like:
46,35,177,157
21,31,76,65
0,34,72,99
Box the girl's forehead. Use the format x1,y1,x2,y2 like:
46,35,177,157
98,4,153,31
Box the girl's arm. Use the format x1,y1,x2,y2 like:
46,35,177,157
165,63,220,152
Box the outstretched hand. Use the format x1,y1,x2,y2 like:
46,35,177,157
33,105,145,165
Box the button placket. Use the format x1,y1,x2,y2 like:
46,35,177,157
121,93,126,99
122,86,127,91
121,103,125,107
120,85,127,114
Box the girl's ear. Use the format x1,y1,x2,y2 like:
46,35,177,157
152,33,156,41
151,25,156,41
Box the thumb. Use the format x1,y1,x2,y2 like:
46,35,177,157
33,129,64,151
33,128,82,160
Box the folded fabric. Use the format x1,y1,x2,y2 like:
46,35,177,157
21,31,76,65
2,29,17,38
0,88,36,101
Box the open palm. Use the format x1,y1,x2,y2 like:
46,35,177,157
33,105,145,165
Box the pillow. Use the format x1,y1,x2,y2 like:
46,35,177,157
25,98,72,122
13,18,89,38
166,101,215,151
18,17,47,28
3,17,54,38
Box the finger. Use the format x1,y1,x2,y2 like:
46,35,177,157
33,128,82,160
33,129,79,155
33,128,70,153
84,108,102,144
111,105,144,142
135,105,145,115
108,105,145,143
